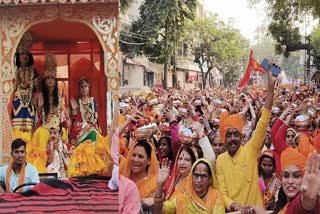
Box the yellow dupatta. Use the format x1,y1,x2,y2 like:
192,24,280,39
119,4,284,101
120,141,159,199
6,162,26,193
166,158,225,214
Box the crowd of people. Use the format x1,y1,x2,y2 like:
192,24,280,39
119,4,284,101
1,30,113,194
2,30,320,214
117,68,320,213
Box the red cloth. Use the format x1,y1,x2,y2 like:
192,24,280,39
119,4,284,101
69,57,107,135
271,118,282,145
285,193,320,214
169,121,182,160
272,118,289,157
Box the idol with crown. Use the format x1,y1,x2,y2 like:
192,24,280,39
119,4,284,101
67,77,113,178
45,116,70,179
26,53,71,174
10,31,40,140
69,78,100,146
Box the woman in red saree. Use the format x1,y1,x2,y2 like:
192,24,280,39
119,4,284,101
163,145,202,200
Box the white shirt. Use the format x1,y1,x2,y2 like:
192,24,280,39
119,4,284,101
0,163,39,192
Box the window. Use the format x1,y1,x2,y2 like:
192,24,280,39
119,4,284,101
145,71,154,88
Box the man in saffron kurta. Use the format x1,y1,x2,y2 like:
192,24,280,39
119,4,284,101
216,71,277,212
0,139,39,193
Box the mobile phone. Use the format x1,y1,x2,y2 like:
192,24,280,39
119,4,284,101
271,64,281,77
260,58,281,77
261,58,270,71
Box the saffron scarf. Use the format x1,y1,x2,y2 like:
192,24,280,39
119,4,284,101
6,162,26,193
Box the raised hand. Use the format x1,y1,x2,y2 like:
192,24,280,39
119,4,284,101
127,111,143,123
267,66,278,87
157,158,171,184
284,113,294,126
201,116,211,132
301,152,320,200
192,121,204,138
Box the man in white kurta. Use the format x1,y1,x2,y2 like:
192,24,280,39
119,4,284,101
0,138,39,193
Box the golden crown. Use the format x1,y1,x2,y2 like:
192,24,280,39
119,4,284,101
44,115,60,130
17,31,32,53
44,53,57,78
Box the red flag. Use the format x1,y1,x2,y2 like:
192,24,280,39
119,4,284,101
238,50,264,87
239,61,252,87
239,51,253,87
251,56,265,75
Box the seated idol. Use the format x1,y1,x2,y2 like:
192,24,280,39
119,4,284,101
0,139,39,193
46,116,70,179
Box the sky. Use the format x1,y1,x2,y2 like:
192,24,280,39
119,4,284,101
204,0,266,43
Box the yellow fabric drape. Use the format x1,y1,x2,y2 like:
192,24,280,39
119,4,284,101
67,133,110,178
13,128,32,143
120,141,159,199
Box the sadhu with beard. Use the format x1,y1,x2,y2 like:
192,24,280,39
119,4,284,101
215,71,277,213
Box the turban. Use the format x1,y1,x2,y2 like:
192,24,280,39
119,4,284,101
281,147,307,175
219,114,244,143
298,134,315,158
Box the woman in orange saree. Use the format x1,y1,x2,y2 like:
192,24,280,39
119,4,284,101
154,158,225,214
120,140,159,213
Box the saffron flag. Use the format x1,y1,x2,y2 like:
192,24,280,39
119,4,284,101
238,50,265,87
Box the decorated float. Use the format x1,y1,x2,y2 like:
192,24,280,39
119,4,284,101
0,1,119,212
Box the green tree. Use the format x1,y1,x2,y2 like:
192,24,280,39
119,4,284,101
311,25,320,70
120,0,136,13
247,0,316,56
119,0,197,89
247,0,318,82
183,15,249,88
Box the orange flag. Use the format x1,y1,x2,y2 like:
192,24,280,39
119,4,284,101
251,55,265,75
239,50,265,87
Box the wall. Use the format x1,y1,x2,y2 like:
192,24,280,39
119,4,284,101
124,64,145,87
